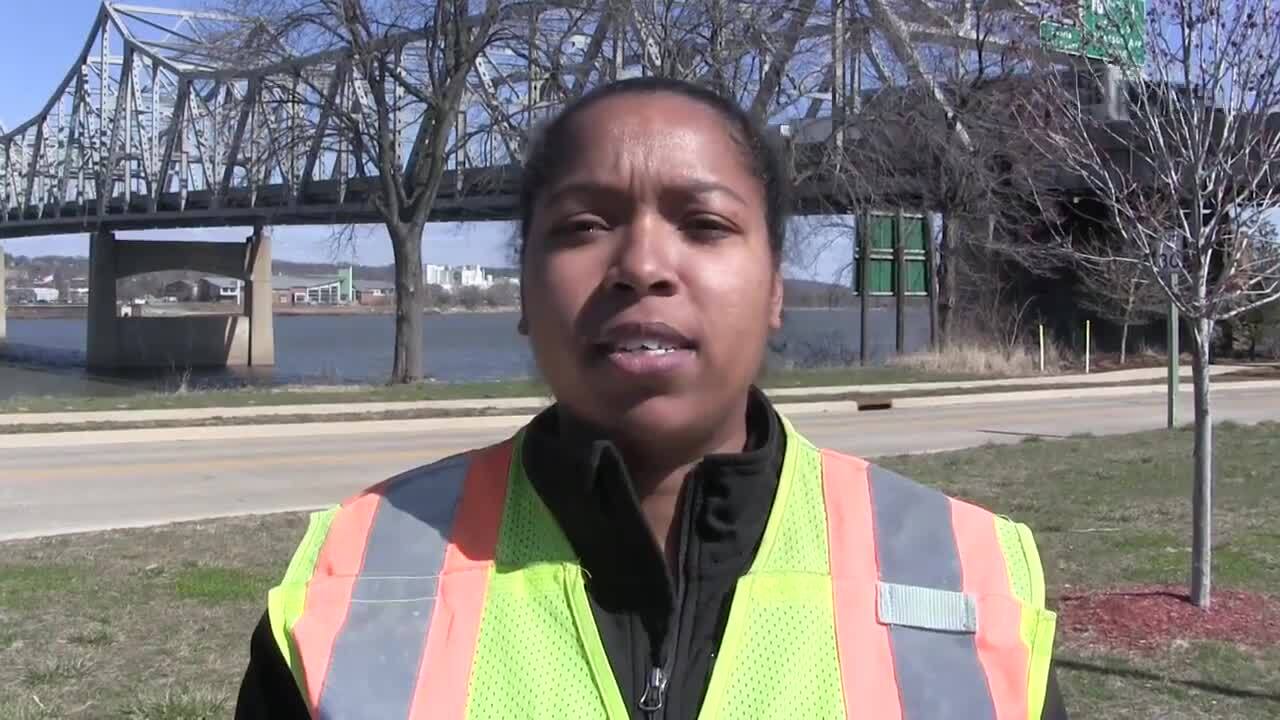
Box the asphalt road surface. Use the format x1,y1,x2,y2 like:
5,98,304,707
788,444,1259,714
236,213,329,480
3,385,1279,541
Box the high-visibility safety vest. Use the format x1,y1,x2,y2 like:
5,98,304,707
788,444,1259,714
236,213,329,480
265,418,1057,720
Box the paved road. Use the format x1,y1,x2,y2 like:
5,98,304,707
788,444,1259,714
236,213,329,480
3,385,1279,541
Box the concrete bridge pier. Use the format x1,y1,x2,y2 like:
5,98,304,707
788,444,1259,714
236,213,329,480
244,225,275,366
1,242,7,346
87,230,120,368
87,227,275,370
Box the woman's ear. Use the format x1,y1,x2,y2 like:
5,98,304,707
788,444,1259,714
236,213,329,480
769,271,784,331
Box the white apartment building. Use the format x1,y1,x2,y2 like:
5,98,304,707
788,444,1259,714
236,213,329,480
425,264,495,290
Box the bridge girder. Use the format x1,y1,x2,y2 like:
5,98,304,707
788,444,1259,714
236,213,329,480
0,0,1052,239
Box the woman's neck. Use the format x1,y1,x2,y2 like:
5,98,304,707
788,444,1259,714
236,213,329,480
561,394,751,563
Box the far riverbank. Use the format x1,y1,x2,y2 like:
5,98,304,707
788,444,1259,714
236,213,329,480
6,302,886,320
5,303,521,319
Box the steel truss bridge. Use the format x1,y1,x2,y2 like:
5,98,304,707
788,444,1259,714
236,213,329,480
0,0,1074,241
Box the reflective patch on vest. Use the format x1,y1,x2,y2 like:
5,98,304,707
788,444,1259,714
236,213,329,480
317,452,471,719
868,464,997,720
877,582,979,634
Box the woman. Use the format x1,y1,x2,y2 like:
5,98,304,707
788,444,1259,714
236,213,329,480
236,77,1067,719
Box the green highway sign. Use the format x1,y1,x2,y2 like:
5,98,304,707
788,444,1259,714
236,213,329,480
1040,0,1147,66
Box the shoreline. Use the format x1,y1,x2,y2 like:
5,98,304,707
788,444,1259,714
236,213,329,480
7,302,881,320
4,303,522,319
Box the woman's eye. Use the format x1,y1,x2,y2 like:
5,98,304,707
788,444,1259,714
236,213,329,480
684,216,732,240
554,217,609,237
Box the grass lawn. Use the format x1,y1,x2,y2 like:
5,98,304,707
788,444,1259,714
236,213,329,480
0,365,991,415
1,422,1277,718
0,377,1201,435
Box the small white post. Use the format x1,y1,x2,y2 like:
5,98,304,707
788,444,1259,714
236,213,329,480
1038,324,1045,373
1085,319,1092,374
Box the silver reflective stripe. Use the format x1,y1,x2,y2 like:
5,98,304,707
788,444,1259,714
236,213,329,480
317,452,473,720
877,582,978,633
868,464,996,720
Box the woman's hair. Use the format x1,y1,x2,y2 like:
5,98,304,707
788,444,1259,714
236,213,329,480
517,77,790,266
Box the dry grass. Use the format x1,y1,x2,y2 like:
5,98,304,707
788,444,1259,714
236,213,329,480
889,341,1070,376
2,424,1278,717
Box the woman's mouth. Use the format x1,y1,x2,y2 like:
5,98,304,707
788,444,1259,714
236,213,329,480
593,323,698,377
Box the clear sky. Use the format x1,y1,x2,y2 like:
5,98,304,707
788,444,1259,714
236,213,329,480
0,0,852,280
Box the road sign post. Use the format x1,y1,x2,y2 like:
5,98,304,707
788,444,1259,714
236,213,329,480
1168,300,1179,428
1159,243,1180,429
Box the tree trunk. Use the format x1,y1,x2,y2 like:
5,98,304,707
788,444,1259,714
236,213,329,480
937,216,957,349
390,222,425,384
1218,321,1234,360
1120,278,1137,366
926,215,940,351
1190,315,1214,609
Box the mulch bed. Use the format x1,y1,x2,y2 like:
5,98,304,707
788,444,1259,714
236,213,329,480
1057,585,1280,652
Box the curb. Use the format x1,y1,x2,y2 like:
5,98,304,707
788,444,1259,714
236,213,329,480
2,380,1276,449
0,367,1255,428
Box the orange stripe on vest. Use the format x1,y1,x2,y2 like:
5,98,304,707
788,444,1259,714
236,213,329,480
950,498,1030,720
408,440,513,719
821,450,905,720
292,491,382,713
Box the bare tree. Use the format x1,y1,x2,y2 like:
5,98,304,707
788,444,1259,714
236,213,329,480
499,0,835,262
811,0,1063,348
1075,237,1168,364
1021,0,1280,607
220,0,513,383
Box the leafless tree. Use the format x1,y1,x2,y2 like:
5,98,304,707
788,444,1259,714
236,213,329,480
808,0,1065,349
217,0,514,383
1020,0,1280,607
500,0,835,262
1074,236,1168,364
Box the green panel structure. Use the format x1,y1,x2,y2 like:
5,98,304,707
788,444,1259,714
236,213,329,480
902,216,927,251
869,215,895,250
1040,0,1146,65
905,261,928,294
870,259,895,294
902,214,929,295
856,212,932,296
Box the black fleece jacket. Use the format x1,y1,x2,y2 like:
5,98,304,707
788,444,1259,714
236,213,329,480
236,388,1068,719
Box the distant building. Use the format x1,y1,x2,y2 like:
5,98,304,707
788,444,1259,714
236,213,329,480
271,275,335,305
424,264,496,290
162,280,198,302
7,286,60,304
199,276,243,303
66,280,90,304
270,268,389,305
355,279,395,305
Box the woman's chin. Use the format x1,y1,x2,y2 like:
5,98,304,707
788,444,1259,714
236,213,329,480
597,393,722,447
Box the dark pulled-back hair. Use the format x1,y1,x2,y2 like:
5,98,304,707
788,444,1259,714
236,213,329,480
517,77,790,265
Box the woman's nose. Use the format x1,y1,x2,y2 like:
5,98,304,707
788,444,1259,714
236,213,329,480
607,215,678,296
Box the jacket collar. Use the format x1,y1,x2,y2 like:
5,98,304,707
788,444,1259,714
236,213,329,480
519,387,785,605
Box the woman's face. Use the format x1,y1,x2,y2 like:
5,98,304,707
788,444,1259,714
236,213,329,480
521,92,783,446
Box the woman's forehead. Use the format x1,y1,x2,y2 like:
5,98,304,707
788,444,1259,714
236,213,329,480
554,93,756,190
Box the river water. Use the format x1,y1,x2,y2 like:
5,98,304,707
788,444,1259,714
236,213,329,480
0,305,929,401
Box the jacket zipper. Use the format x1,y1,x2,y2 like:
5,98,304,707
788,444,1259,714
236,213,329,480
637,474,698,719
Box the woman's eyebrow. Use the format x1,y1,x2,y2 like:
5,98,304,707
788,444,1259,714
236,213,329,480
543,179,748,207
673,180,747,206
541,180,627,207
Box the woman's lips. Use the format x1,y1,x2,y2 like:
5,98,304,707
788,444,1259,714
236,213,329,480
591,321,699,377
601,345,697,377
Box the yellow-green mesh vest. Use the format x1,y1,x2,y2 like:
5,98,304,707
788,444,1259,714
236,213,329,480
267,420,1055,719
465,424,841,719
